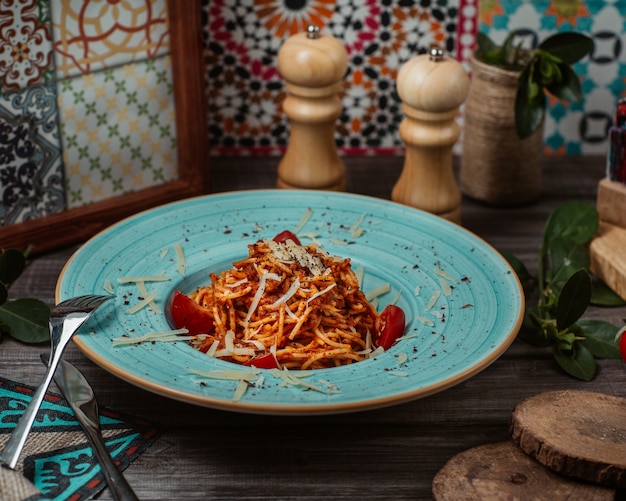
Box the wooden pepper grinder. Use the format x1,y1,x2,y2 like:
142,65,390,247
277,25,348,191
392,47,470,223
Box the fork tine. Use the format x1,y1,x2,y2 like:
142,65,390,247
51,295,113,318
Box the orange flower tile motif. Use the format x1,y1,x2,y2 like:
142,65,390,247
51,0,170,78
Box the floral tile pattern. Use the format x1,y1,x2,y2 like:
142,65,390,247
50,0,170,79
58,55,178,209
479,0,626,155
0,0,54,91
203,0,477,156
0,83,64,225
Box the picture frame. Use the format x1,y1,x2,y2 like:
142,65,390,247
1,0,209,256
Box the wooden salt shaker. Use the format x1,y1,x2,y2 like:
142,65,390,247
392,47,470,223
277,25,347,191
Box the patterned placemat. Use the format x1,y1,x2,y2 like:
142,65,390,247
0,376,159,500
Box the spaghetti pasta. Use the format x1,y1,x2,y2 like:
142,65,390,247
173,234,397,370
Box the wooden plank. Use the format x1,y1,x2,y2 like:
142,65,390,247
590,221,626,301
597,178,626,229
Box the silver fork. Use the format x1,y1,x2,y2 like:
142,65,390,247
0,294,112,470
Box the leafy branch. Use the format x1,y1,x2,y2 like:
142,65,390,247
476,31,593,139
0,248,50,344
501,201,623,381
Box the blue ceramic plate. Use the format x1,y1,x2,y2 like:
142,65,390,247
57,190,524,415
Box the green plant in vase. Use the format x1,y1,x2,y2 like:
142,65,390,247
476,31,593,139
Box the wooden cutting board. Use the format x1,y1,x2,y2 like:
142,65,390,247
510,389,626,488
431,441,615,500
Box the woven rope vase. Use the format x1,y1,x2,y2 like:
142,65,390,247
460,55,544,206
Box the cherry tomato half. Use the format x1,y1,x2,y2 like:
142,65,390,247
273,230,301,245
375,304,406,350
244,352,280,369
169,290,214,336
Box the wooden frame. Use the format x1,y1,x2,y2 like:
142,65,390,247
0,0,209,256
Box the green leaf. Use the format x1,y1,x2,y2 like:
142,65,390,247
0,249,26,286
515,66,545,139
0,283,7,306
577,319,622,359
552,343,596,381
590,279,625,306
545,237,589,290
499,250,535,292
546,64,583,102
477,32,498,55
538,32,593,65
556,269,591,330
518,312,554,347
543,201,598,249
0,298,50,344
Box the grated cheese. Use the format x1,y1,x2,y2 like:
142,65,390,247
354,266,364,288
268,368,328,394
191,368,260,381
365,283,390,302
245,270,280,327
269,277,301,308
293,207,313,234
306,283,336,305
349,213,366,238
439,278,452,296
126,292,158,314
415,315,435,327
103,279,114,294
397,352,408,364
425,291,440,311
232,380,249,401
112,328,189,346
434,267,457,283
135,280,162,314
174,243,186,276
117,275,170,284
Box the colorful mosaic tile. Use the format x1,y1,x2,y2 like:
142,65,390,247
203,0,476,156
0,83,65,225
479,0,626,155
57,54,178,209
50,0,171,79
0,0,54,91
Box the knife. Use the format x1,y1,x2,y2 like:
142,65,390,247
40,355,139,501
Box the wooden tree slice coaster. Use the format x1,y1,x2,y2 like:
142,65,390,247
510,389,626,488
431,441,614,500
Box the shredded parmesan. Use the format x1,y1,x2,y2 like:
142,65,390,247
416,315,435,327
112,328,189,346
269,277,301,308
174,243,186,276
439,278,452,296
434,267,457,283
366,283,390,302
306,283,337,305
425,291,440,311
103,279,114,294
349,213,366,238
293,207,313,234
135,280,162,314
117,275,170,284
126,292,158,314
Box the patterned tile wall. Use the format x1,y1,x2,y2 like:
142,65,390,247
1,0,176,226
479,0,626,155
204,0,625,158
202,0,478,157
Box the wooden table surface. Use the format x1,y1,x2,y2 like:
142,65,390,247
7,155,626,500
